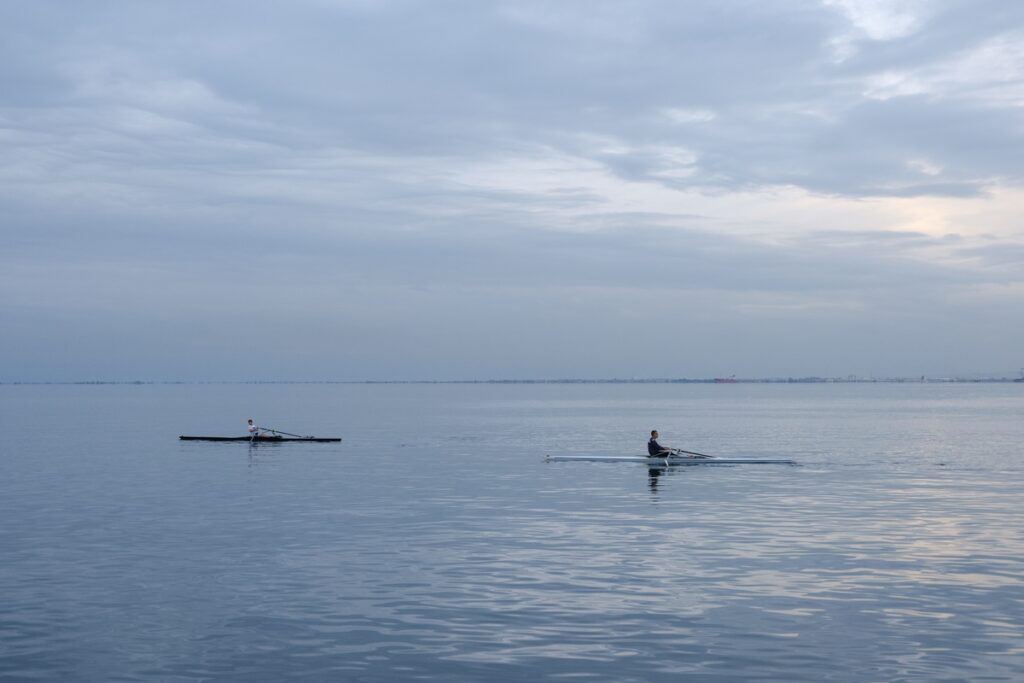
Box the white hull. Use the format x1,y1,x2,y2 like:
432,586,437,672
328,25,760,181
545,454,795,465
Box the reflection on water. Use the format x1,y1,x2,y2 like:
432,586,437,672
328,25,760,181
1,383,1023,681
648,466,663,494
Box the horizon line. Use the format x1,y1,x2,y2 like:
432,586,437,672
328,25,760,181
3,376,1023,386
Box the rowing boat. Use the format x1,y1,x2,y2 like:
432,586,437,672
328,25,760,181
180,435,341,443
545,454,795,465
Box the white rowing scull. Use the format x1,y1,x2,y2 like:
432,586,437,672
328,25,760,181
545,454,795,465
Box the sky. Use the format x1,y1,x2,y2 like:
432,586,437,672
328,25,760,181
2,0,1024,382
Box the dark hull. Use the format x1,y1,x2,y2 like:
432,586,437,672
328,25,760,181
180,436,341,442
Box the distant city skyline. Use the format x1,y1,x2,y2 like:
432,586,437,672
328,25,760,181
3,1,1024,382
4,371,1024,385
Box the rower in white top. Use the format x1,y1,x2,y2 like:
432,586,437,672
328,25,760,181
247,419,260,439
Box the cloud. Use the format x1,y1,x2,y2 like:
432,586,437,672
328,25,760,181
5,1,1023,198
2,0,1024,379
862,32,1024,105
825,0,932,61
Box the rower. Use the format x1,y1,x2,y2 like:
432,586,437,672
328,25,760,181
247,419,260,438
647,430,674,457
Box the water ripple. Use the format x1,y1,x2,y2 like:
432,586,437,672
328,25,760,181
2,383,1023,681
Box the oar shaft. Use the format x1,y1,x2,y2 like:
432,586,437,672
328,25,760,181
263,428,307,438
674,448,714,458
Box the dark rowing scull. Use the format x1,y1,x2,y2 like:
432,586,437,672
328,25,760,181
180,435,341,443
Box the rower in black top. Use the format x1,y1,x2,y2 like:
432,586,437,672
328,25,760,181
647,430,674,457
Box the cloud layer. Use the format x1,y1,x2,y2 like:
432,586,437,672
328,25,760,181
2,0,1023,380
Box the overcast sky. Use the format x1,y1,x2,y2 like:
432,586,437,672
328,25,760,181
3,0,1023,381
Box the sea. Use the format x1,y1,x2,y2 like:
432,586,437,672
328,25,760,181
1,381,1022,682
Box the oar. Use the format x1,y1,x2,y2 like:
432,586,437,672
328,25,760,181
671,448,715,459
262,427,311,438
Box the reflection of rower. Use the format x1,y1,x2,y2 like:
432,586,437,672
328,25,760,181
648,465,664,493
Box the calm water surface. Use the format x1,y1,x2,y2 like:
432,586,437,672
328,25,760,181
1,383,1022,682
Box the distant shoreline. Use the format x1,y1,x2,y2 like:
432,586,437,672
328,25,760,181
4,377,1023,386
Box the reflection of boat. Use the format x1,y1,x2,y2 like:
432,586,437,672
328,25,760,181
714,376,737,383
546,454,795,465
180,435,341,442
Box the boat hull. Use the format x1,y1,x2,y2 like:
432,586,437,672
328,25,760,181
179,436,341,442
546,454,795,465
